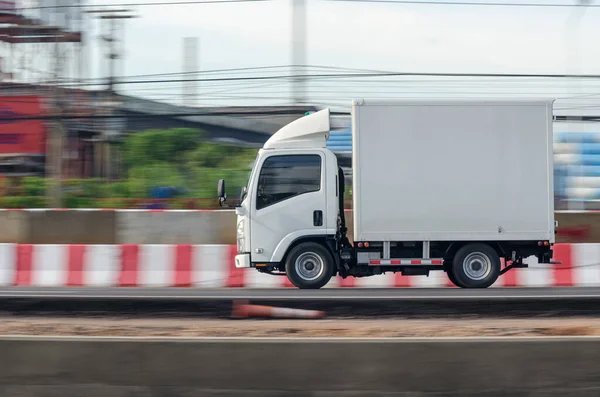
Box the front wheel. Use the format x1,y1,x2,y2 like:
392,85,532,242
285,242,334,289
451,243,500,288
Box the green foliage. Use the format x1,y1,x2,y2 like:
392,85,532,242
0,196,46,208
122,128,200,169
128,162,186,197
22,177,48,196
0,127,260,208
96,198,132,209
185,142,256,169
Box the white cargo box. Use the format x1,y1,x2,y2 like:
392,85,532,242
351,99,555,243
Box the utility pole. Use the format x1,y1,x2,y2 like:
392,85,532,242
87,9,136,180
183,37,199,107
291,0,306,105
47,32,67,208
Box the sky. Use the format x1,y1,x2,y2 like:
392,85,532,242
9,0,600,112
111,0,600,75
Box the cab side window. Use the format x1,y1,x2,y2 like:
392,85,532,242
256,155,321,210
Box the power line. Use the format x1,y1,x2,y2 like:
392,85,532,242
326,0,600,7
124,80,600,93
106,64,377,80
25,65,383,85
14,63,600,87
3,111,600,122
10,71,589,91
19,0,600,8
83,71,600,87
20,0,271,10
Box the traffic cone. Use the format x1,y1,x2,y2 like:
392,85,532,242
232,300,325,319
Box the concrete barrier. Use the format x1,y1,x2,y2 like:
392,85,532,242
116,210,236,245
1,337,600,396
0,210,29,244
0,209,598,245
556,211,600,243
28,210,117,245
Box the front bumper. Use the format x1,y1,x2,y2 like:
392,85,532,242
235,253,251,268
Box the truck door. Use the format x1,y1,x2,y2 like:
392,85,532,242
250,152,328,264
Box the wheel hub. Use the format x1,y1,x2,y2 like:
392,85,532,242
463,252,492,281
295,252,324,281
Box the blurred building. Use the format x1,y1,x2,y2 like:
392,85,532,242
0,0,84,180
0,79,325,179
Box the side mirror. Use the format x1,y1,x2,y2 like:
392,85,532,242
217,179,227,206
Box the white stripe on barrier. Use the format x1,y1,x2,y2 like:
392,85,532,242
355,273,394,288
33,245,67,287
245,268,286,288
411,271,447,288
85,245,120,287
0,244,15,286
139,245,172,287
521,255,551,287
323,276,343,288
195,245,227,288
573,244,600,286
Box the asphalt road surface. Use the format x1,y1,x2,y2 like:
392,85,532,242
4,287,600,318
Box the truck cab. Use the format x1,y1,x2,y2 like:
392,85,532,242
224,109,343,288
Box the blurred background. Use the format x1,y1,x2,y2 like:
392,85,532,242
0,0,599,210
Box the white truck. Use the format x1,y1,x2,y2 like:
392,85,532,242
218,99,557,289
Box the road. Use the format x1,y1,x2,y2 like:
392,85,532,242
5,336,600,396
3,287,600,318
1,286,600,299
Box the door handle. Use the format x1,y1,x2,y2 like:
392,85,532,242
313,210,323,227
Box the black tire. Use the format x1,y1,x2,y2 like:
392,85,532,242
451,243,500,289
285,242,334,289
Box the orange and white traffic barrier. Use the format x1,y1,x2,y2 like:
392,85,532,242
2,243,600,288
231,300,325,319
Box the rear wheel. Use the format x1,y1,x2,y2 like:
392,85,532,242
285,242,334,289
451,243,500,288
